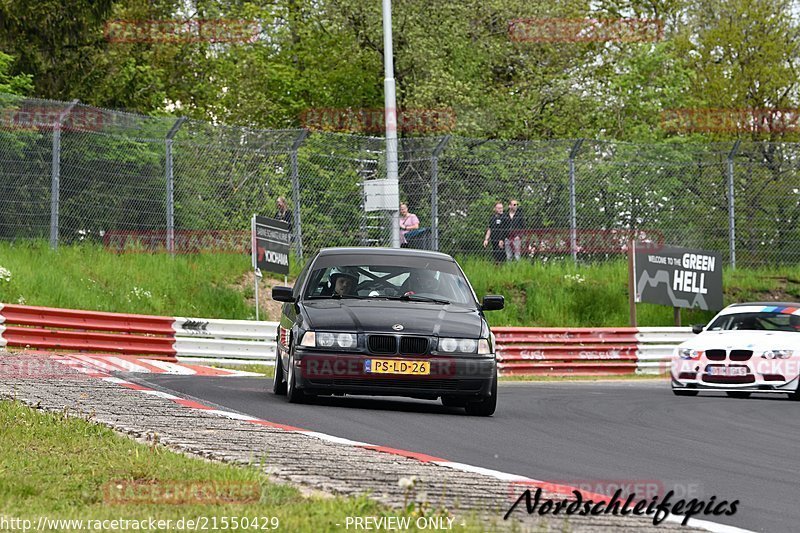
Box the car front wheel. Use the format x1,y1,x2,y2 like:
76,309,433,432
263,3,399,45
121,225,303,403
672,389,699,396
286,351,305,404
272,351,287,395
465,370,497,416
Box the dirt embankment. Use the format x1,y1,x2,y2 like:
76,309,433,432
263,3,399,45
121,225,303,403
233,271,293,321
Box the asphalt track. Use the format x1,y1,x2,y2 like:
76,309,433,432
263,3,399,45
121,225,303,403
139,376,800,532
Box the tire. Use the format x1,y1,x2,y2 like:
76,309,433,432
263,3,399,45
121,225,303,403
465,369,497,416
726,391,751,399
286,351,305,404
272,351,287,395
789,386,800,401
672,389,699,397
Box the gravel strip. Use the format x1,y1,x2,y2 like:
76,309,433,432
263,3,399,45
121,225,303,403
0,353,699,532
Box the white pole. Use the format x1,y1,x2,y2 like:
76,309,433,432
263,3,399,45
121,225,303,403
382,0,400,248
251,214,259,321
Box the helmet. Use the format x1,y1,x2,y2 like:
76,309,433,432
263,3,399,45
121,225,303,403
330,266,359,284
410,269,438,291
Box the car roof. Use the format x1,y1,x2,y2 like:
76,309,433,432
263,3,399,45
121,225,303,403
727,302,800,308
317,247,455,261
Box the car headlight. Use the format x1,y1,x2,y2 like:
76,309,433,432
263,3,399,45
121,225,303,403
299,331,357,349
439,337,487,354
678,348,703,360
337,333,356,348
760,349,794,359
477,338,491,355
299,331,316,347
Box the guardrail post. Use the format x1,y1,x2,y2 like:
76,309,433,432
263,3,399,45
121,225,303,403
165,117,187,256
727,140,741,268
430,135,451,252
291,130,309,261
568,139,584,264
50,99,79,250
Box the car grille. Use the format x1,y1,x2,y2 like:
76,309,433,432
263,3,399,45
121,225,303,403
368,335,397,354
400,336,428,355
367,335,431,355
729,350,753,361
705,349,726,361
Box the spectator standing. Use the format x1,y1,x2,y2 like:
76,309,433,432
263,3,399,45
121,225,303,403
505,199,525,261
399,203,419,248
275,196,293,232
483,202,509,263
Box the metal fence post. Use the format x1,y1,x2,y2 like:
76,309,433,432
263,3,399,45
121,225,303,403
291,130,309,261
50,99,79,249
430,135,451,252
165,117,186,256
727,140,741,268
568,139,584,264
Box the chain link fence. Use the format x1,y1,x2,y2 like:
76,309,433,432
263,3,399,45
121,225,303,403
2,93,799,267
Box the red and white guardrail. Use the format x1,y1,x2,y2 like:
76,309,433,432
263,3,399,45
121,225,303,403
495,326,692,376
1,303,689,375
0,303,278,365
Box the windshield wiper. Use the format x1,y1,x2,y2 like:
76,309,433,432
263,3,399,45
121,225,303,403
306,294,365,300
398,294,450,305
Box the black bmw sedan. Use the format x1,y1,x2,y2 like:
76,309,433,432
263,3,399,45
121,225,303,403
271,247,504,415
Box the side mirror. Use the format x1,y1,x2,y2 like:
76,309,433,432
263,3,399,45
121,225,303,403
272,286,295,303
691,324,704,334
481,295,504,311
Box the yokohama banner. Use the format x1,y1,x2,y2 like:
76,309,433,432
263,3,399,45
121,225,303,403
252,215,290,275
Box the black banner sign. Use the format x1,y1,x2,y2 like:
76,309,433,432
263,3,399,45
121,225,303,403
634,244,723,311
251,215,290,275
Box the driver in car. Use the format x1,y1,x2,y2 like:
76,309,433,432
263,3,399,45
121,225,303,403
329,271,358,296
403,270,439,295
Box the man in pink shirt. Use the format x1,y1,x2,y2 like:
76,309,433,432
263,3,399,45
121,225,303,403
399,203,419,248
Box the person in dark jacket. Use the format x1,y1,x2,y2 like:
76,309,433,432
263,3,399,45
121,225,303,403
483,201,509,263
505,199,525,261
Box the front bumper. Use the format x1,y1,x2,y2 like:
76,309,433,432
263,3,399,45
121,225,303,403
671,357,800,393
292,349,496,398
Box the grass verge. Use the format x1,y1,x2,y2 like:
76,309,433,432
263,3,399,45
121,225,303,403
2,241,798,326
0,400,503,532
459,256,800,327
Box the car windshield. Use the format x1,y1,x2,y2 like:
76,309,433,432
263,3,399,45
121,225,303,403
303,260,476,306
707,312,800,332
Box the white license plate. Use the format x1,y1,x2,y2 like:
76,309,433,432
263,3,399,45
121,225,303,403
708,366,747,376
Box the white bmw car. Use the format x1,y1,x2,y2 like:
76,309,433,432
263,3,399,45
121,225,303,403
671,302,800,399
